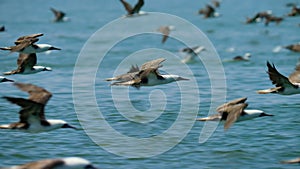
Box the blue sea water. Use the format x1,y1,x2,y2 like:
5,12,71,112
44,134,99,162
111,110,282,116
0,0,299,168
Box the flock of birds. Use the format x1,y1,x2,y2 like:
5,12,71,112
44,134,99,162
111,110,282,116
0,0,300,168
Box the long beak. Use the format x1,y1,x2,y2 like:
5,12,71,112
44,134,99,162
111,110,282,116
259,113,274,117
49,46,61,50
2,78,14,82
62,123,78,130
177,77,189,81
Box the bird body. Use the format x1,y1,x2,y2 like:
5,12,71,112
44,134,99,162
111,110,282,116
257,61,300,95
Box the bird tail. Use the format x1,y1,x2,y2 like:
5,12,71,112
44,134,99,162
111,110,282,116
256,87,281,94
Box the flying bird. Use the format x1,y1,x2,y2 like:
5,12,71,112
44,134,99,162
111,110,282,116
197,97,273,130
0,157,98,169
3,53,51,75
257,61,300,95
0,83,77,132
284,43,300,52
106,58,188,88
0,33,61,54
50,7,67,22
0,76,14,83
120,0,144,16
233,53,251,61
180,45,206,63
198,4,219,18
157,25,175,44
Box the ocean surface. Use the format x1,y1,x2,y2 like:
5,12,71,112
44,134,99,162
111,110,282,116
0,0,299,168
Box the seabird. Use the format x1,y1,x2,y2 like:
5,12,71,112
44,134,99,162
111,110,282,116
257,61,300,95
180,45,206,63
284,43,300,52
157,25,175,44
0,83,77,132
3,53,51,75
197,97,273,130
50,7,67,22
0,76,14,83
120,0,144,16
106,58,188,88
198,4,219,18
0,157,98,169
280,157,300,164
288,5,300,16
0,33,61,54
0,26,5,32
245,11,272,24
264,15,283,26
233,53,251,61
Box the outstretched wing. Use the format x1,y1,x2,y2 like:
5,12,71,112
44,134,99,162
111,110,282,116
140,58,166,70
15,33,43,45
17,53,37,72
14,83,52,105
131,0,144,14
2,97,46,124
266,61,297,88
120,0,133,14
224,103,248,130
50,7,65,21
216,97,247,113
288,60,300,84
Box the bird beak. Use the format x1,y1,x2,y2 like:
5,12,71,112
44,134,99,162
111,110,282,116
49,46,61,50
177,77,189,81
2,78,14,82
259,113,274,117
62,124,78,130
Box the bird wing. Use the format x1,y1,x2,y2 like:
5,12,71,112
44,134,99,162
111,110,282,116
14,159,64,169
216,97,247,113
131,0,144,14
140,58,166,70
14,83,52,105
158,27,170,44
224,103,248,130
288,60,300,84
2,97,46,124
15,33,43,45
50,7,65,20
17,53,37,72
128,64,139,73
120,0,133,14
266,61,297,88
